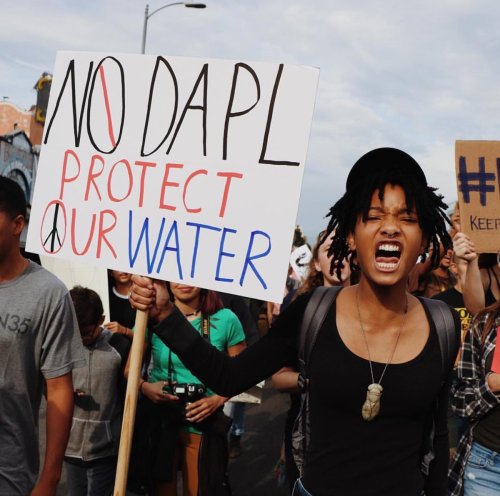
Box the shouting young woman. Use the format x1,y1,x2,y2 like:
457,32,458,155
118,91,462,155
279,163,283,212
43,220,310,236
130,148,460,496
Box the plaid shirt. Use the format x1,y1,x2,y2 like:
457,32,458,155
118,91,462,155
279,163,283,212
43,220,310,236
448,313,500,496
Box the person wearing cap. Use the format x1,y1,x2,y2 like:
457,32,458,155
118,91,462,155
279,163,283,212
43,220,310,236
130,148,460,496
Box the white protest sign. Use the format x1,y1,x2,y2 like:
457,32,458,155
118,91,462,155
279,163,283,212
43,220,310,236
26,52,319,302
290,244,312,281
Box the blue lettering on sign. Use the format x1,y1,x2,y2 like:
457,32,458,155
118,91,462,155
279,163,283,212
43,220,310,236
458,156,496,206
239,230,271,289
186,222,221,278
156,220,183,279
127,211,272,290
128,212,166,273
216,227,237,283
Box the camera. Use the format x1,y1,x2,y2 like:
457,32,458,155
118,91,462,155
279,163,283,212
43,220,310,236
163,382,206,403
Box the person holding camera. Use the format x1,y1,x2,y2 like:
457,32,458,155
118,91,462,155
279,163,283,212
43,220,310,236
137,283,246,496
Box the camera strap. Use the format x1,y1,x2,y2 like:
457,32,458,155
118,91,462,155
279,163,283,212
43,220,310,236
201,315,210,340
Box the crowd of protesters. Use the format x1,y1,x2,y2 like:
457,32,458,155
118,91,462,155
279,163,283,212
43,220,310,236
1,143,500,496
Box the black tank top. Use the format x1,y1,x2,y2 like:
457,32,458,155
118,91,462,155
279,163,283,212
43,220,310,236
303,300,443,496
485,267,499,306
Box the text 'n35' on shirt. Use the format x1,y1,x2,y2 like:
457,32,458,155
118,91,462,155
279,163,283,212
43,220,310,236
0,261,85,496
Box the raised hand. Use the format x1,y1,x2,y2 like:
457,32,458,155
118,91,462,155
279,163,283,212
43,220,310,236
452,232,477,262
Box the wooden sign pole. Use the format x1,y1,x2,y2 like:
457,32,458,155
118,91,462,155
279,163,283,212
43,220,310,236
113,309,149,495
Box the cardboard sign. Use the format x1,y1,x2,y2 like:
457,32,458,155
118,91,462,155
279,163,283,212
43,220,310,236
455,141,500,253
26,52,319,302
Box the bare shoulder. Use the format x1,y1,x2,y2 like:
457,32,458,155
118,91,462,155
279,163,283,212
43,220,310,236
335,286,357,319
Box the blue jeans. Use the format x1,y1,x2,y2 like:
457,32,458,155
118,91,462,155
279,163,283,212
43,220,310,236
65,457,116,496
464,442,500,496
292,478,313,496
223,401,246,436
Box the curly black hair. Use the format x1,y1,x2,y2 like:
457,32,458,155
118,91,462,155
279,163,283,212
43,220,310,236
322,148,452,280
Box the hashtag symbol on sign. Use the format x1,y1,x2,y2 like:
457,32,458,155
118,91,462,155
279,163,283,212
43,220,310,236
458,156,496,206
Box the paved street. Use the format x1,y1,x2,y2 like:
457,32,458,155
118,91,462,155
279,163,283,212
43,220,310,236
228,383,290,496
39,381,291,495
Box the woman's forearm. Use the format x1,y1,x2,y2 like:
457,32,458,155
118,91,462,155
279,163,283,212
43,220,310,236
154,306,295,397
463,259,486,316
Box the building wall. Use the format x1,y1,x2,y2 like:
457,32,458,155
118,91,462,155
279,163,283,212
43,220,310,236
0,101,44,145
0,133,37,203
29,117,44,145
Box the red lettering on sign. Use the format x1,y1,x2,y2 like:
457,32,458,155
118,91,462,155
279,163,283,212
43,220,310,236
217,172,244,218
159,163,184,211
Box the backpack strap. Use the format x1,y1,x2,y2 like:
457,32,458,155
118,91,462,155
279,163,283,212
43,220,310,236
293,285,342,475
423,298,459,378
419,297,459,476
298,286,342,385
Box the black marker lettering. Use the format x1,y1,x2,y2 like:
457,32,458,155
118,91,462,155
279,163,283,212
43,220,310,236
167,63,208,156
223,63,261,160
141,57,179,157
44,59,93,147
259,64,300,167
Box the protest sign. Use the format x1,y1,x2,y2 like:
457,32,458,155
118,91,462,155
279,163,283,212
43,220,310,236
290,243,312,281
26,51,319,302
455,140,500,253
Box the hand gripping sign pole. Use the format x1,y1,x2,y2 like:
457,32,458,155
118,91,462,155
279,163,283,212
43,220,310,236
113,307,149,495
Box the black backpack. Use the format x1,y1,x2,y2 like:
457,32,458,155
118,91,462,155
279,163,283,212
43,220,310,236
291,285,459,475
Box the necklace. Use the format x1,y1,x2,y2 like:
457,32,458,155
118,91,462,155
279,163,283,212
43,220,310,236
356,289,408,421
183,308,200,318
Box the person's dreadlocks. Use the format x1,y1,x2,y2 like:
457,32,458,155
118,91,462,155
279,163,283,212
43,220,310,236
322,148,451,280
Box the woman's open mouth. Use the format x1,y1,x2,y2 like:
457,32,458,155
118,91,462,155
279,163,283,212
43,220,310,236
375,242,401,271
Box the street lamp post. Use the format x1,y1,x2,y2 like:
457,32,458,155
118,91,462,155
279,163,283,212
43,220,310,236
141,2,206,54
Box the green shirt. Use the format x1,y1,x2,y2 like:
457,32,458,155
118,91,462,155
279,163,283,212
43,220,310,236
149,308,245,433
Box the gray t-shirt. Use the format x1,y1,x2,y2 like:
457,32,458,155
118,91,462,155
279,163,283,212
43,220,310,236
0,261,85,495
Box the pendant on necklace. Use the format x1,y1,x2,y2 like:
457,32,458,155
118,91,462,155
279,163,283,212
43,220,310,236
361,383,383,421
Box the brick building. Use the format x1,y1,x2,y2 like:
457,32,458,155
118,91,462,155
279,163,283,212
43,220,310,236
0,101,44,145
1,74,50,254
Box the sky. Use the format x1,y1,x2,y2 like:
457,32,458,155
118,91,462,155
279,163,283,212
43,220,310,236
2,0,500,242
